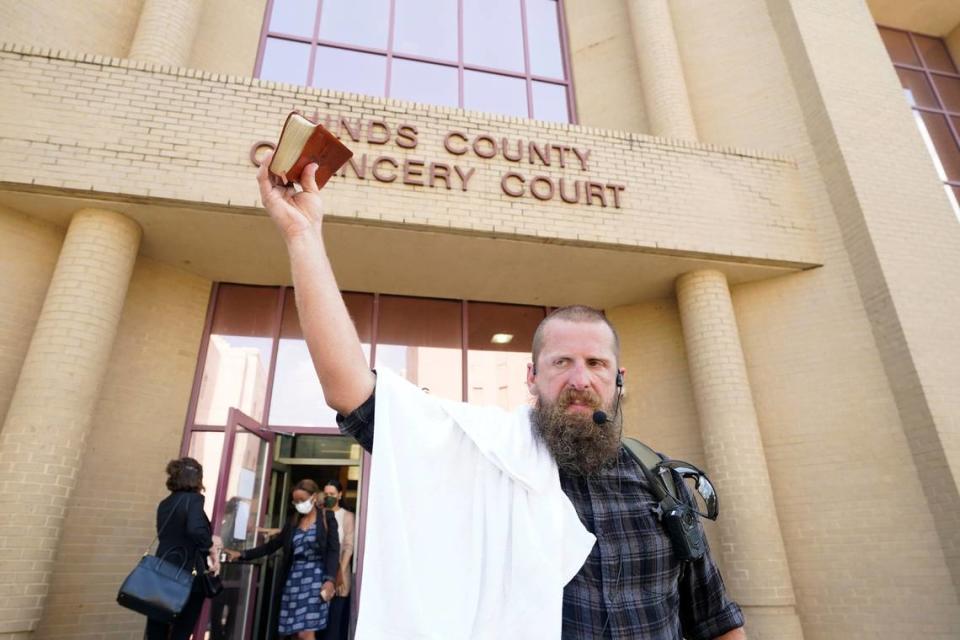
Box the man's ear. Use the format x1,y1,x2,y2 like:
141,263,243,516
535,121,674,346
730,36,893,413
526,361,537,395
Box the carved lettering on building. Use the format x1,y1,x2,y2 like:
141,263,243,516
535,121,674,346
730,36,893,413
250,111,625,208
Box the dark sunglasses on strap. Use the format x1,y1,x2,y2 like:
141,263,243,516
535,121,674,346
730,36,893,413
654,459,719,521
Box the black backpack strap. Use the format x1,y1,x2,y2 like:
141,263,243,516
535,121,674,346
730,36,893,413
621,437,679,500
142,493,189,557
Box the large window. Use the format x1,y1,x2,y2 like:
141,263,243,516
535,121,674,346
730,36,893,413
256,0,575,123
186,285,547,433
879,26,960,219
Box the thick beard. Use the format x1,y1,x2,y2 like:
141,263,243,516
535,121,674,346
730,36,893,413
532,388,622,476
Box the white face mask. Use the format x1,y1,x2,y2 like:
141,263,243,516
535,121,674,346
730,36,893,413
294,499,314,514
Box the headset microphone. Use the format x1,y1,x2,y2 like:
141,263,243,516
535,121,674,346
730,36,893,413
594,371,624,425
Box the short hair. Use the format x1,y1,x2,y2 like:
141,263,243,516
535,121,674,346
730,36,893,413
323,479,343,492
294,479,320,495
531,305,620,370
165,457,204,492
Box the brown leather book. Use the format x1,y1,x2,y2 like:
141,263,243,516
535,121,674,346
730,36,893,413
268,112,353,188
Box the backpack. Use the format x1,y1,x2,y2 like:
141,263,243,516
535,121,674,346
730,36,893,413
620,437,712,561
621,437,679,499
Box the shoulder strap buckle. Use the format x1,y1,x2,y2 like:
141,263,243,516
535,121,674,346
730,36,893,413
621,436,679,501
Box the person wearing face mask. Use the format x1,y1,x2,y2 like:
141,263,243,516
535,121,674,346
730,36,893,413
319,480,355,640
225,479,339,640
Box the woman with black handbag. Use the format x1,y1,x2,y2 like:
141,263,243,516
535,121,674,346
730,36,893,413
145,457,218,640
225,479,339,640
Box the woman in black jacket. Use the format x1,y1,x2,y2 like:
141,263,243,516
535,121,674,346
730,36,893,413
226,479,339,640
146,457,215,640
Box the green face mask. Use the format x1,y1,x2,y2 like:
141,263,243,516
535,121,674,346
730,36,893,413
323,495,338,509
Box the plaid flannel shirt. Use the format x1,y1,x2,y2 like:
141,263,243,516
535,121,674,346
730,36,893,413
558,448,743,639
338,392,744,639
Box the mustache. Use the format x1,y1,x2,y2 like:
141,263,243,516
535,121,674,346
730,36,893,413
558,387,602,409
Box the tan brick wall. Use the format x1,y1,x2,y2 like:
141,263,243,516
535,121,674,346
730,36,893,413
189,0,266,77
625,0,698,140
33,257,211,639
606,299,727,567
947,22,960,67
0,206,62,426
677,270,802,639
865,0,960,37
607,300,703,462
610,281,807,640
0,0,143,60
767,0,960,628
672,0,809,154
669,0,960,636
732,270,960,638
564,0,650,134
0,45,817,269
128,0,204,67
0,209,141,635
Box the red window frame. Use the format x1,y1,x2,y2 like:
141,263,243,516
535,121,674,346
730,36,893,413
253,0,577,123
878,25,960,212
180,284,549,447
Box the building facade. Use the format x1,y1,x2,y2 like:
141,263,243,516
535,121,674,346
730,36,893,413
0,0,959,638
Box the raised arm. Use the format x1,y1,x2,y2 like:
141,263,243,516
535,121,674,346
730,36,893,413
257,154,375,414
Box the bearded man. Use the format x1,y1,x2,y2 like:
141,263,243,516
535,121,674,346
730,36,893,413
256,158,745,639
529,306,625,477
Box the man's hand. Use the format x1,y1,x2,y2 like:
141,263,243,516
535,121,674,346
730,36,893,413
257,151,324,244
714,627,746,640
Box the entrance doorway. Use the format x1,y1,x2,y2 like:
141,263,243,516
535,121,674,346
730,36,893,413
247,433,362,639
191,416,363,640
188,408,274,640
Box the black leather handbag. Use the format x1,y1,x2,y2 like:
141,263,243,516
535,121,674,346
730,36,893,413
117,495,196,622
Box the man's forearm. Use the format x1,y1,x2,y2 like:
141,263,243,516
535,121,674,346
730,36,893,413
257,156,375,414
286,231,375,414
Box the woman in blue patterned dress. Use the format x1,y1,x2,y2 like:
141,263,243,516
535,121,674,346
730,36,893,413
226,479,339,639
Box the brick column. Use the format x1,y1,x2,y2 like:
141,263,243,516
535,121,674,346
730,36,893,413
0,209,141,638
676,270,803,639
128,0,204,67
625,0,698,140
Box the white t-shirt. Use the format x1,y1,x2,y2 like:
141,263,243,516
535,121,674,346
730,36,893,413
354,367,595,640
333,507,345,546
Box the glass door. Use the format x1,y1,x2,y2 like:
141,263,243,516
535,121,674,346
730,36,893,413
198,408,275,640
